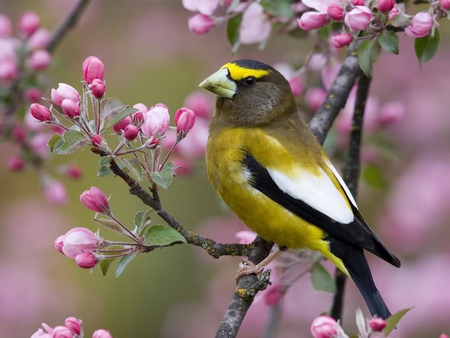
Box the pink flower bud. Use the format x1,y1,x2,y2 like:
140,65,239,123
12,125,26,142
188,13,214,34
82,56,105,84
30,103,52,122
124,124,139,141
29,49,52,71
441,0,450,9
113,116,131,134
141,103,170,138
51,83,80,106
80,186,109,213
298,12,328,30
345,6,372,31
378,101,405,127
264,284,283,306
405,12,433,38
66,164,83,179
30,133,51,158
184,92,213,119
330,32,353,48
377,0,395,13
133,103,148,114
91,79,106,99
54,235,65,254
289,77,303,97
310,316,338,338
369,317,386,332
235,230,257,244
175,107,196,134
172,157,192,175
75,252,99,269
305,87,327,111
132,103,147,123
43,179,68,205
25,87,42,103
0,14,12,36
19,11,40,37
64,317,82,335
327,4,344,20
7,157,24,171
62,227,101,258
92,329,113,338
351,0,365,5
28,28,51,50
440,334,450,338
0,59,17,81
91,134,103,146
62,99,81,118
388,7,400,20
52,326,72,338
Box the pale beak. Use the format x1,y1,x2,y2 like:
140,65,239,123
199,68,236,99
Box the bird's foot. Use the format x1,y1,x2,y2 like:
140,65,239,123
235,259,265,284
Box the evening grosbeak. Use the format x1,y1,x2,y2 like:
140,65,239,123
200,59,400,319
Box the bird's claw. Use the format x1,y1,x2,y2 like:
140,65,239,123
235,259,264,284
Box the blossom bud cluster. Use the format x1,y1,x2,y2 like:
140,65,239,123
31,317,113,338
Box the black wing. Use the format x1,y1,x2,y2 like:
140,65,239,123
243,153,400,268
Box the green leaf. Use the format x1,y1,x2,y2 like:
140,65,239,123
227,13,242,54
310,263,336,294
100,98,127,120
150,162,176,189
134,210,152,234
97,165,114,177
317,25,331,43
48,133,63,152
104,107,137,130
115,251,139,278
362,164,388,190
144,225,186,247
358,39,381,77
378,30,399,55
122,157,142,181
53,130,90,154
384,307,413,336
99,258,116,276
99,156,112,166
389,13,410,28
260,0,293,18
93,217,124,234
415,30,440,64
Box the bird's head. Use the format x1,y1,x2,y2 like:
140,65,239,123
199,59,296,127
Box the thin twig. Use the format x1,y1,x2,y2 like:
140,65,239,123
330,73,372,321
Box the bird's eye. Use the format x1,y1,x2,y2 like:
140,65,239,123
243,76,256,87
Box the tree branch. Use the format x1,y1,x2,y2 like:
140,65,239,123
330,73,372,321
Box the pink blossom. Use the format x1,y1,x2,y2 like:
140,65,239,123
19,11,40,36
0,14,12,36
133,103,148,115
43,179,68,205
302,0,345,13
31,324,53,338
308,54,327,71
175,107,196,134
264,284,284,306
345,6,372,31
66,164,83,180
188,14,214,35
388,7,400,20
91,79,106,99
235,230,257,244
405,12,433,38
330,32,353,48
440,334,450,338
91,134,103,146
288,77,303,97
124,124,139,141
176,117,208,158
29,50,51,71
298,12,328,30
305,87,327,111
310,316,338,338
64,317,81,335
25,87,42,103
52,326,72,338
30,133,52,158
92,329,113,338
61,99,80,118
327,4,344,20
51,83,80,106
184,92,213,119
54,235,65,254
0,59,17,81
28,28,51,50
7,157,24,172
441,0,450,10
369,317,386,331
321,63,341,91
80,186,109,213
141,103,170,138
75,252,99,269
351,0,365,5
30,103,52,122
113,116,131,134
172,158,192,175
62,227,101,259
377,0,395,13
12,124,26,141
240,2,271,44
82,56,105,84
378,101,405,127
183,0,219,15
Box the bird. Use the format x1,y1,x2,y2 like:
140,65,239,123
199,59,401,319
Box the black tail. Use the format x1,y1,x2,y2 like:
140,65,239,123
329,236,391,319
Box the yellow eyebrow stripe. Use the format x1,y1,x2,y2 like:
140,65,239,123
221,63,269,81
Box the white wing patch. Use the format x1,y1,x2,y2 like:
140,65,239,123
324,160,358,209
268,167,354,224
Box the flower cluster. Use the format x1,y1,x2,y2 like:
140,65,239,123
31,317,112,338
